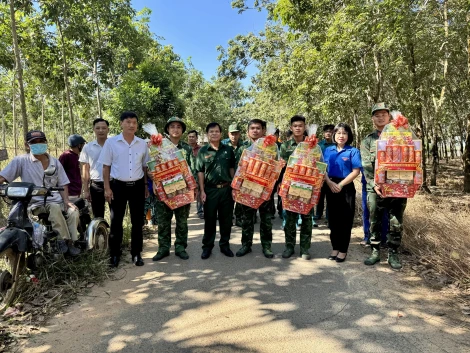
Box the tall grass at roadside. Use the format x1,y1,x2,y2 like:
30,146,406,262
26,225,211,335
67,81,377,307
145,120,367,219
402,195,470,286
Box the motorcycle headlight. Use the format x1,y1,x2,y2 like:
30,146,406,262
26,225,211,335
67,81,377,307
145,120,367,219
7,187,29,197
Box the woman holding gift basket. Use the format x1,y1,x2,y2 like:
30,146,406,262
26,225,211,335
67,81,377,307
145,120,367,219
323,123,362,263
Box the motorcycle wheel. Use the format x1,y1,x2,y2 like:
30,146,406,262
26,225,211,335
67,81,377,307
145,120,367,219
0,249,25,311
93,222,109,252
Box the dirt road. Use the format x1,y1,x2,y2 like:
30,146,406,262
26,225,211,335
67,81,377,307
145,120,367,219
19,204,470,353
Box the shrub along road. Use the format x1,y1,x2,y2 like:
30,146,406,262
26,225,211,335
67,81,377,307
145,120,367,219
20,203,470,353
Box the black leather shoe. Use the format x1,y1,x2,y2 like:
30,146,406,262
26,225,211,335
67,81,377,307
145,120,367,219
201,249,212,260
152,251,169,261
175,250,189,260
133,254,144,266
110,256,120,268
220,248,234,257
327,255,337,260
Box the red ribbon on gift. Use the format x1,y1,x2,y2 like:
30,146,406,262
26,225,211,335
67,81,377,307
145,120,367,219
305,135,318,148
391,114,409,129
263,135,277,147
150,134,163,146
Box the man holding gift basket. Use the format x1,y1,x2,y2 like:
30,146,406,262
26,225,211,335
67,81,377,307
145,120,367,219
233,119,280,259
152,117,194,261
361,103,412,270
279,116,318,260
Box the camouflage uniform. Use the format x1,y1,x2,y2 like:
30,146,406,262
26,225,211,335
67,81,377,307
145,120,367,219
196,143,235,251
144,181,158,226
222,136,244,224
280,138,313,256
236,140,275,257
155,140,193,255
361,130,407,249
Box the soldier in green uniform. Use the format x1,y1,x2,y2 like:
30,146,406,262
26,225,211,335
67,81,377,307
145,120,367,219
197,122,236,260
235,119,275,259
361,103,407,270
222,123,244,226
279,115,314,259
152,117,193,261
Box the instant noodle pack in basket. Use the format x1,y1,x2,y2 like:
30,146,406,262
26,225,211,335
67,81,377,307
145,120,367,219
278,125,327,215
231,124,282,209
144,123,197,210
374,112,422,198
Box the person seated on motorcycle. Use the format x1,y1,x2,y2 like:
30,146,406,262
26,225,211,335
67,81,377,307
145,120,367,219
59,134,86,200
0,130,81,256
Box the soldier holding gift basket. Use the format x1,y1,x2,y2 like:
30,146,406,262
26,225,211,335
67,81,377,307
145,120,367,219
361,103,422,270
145,117,196,262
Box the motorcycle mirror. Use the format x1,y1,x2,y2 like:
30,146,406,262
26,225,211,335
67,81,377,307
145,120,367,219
43,165,57,177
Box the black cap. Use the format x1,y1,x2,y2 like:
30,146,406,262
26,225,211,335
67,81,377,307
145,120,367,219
68,134,86,147
26,130,47,143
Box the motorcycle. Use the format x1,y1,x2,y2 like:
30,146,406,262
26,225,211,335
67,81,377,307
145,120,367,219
0,166,109,309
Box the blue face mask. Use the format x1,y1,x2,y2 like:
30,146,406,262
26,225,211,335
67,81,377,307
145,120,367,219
29,143,48,155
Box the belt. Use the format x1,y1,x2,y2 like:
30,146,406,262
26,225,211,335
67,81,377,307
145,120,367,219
206,182,230,189
112,178,143,186
91,181,104,186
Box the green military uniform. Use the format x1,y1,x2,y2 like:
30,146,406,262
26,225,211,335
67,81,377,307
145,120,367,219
236,140,275,258
196,143,235,251
280,139,313,258
222,124,245,226
154,117,193,260
361,103,407,269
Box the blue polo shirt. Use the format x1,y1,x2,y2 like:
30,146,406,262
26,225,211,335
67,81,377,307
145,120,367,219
323,145,362,179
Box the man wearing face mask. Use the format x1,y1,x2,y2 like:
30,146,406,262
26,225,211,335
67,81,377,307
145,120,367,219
59,134,86,200
0,130,81,256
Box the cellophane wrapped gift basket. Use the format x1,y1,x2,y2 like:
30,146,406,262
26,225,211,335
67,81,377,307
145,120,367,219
231,124,282,209
279,125,327,215
144,123,197,209
374,112,423,197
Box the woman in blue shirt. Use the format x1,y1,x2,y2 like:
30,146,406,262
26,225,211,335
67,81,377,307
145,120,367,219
323,123,362,262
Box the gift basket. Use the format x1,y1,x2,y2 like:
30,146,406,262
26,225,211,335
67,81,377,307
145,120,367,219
278,125,327,215
231,123,282,209
374,112,422,197
144,123,197,209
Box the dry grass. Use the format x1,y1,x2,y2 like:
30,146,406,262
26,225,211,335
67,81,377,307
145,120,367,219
402,194,470,287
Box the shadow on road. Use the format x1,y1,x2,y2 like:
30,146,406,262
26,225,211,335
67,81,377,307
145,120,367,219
21,203,470,353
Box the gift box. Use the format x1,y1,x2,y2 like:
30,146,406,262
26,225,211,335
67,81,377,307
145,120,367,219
279,126,327,215
374,112,422,198
144,123,196,210
231,124,282,209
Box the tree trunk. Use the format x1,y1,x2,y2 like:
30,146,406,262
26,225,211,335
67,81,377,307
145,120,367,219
57,20,75,134
9,0,28,139
94,58,102,118
61,96,66,150
464,11,470,192
12,79,17,156
352,109,359,148
41,95,45,131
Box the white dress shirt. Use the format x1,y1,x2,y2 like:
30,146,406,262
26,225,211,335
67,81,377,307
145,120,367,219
79,140,104,181
98,133,150,181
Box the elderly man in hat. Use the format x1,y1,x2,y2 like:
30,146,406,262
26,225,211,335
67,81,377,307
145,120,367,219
0,130,81,255
152,117,193,261
361,103,407,270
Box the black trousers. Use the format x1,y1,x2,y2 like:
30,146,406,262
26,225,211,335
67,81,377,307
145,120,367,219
315,183,328,218
90,181,106,218
109,178,145,257
202,186,233,251
325,178,356,253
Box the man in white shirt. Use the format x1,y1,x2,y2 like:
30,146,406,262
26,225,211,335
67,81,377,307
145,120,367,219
99,112,150,267
79,118,109,218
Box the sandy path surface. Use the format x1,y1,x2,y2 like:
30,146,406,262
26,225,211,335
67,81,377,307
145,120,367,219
18,202,470,353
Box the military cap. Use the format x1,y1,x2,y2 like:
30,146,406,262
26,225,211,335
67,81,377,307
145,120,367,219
164,117,186,134
371,102,390,115
228,123,240,133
